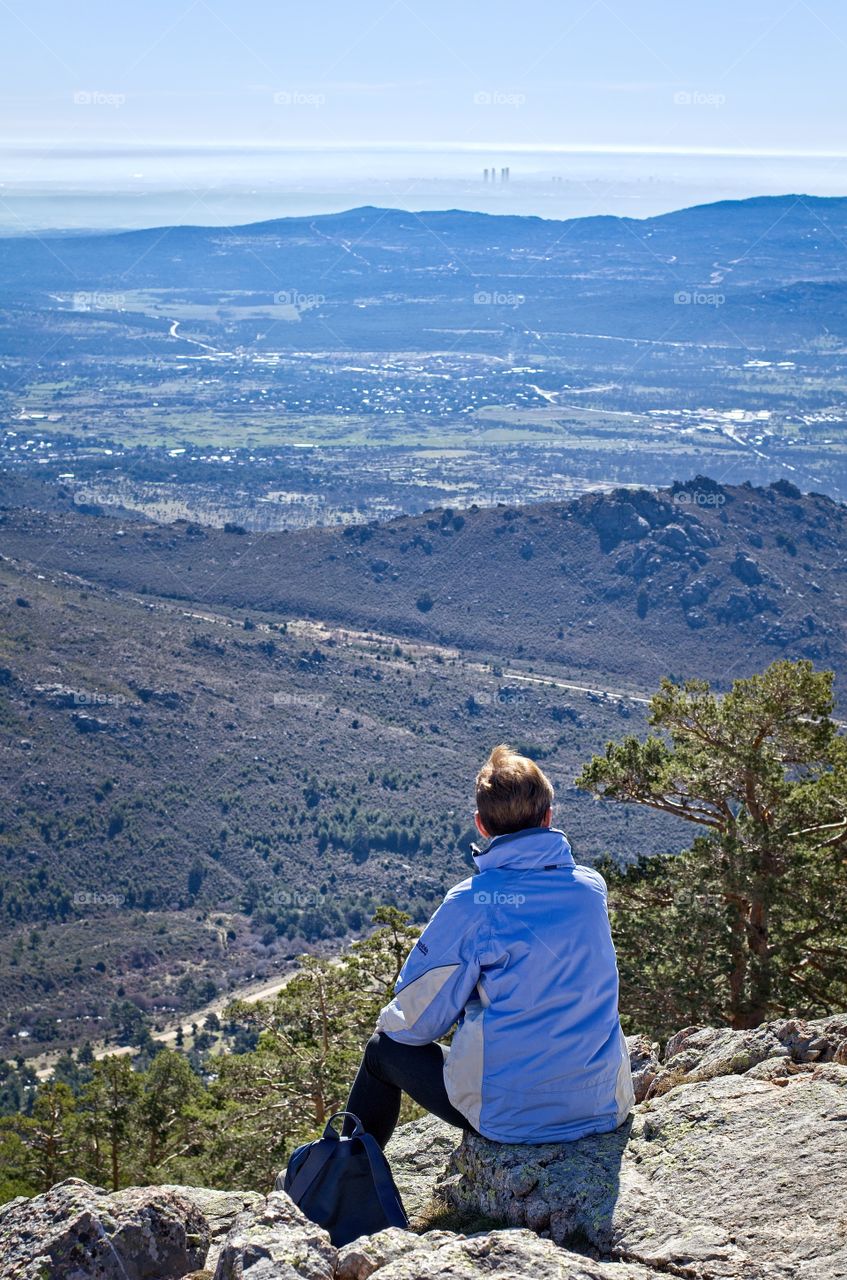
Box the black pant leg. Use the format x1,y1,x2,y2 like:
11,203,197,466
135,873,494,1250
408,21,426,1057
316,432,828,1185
344,1032,471,1148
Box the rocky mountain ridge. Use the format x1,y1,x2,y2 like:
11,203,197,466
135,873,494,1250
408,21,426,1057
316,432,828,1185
3,477,845,696
2,1012,845,1279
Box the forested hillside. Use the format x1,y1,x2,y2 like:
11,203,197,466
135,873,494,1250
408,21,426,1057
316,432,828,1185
1,474,845,1057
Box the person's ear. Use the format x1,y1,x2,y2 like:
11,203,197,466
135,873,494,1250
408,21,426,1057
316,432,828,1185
541,807,553,828
474,811,490,839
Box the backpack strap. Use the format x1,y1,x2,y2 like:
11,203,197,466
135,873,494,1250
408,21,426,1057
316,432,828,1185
359,1131,409,1228
285,1136,337,1205
285,1111,359,1202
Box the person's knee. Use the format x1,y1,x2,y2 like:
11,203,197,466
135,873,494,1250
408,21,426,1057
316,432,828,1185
364,1031,392,1071
364,1031,417,1084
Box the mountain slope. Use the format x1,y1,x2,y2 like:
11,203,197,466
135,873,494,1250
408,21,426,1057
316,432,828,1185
2,475,845,1056
0,525,669,1057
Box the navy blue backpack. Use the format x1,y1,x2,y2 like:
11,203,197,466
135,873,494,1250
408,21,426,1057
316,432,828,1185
278,1111,408,1246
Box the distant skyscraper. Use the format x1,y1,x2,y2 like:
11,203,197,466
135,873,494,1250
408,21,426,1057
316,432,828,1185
483,168,489,182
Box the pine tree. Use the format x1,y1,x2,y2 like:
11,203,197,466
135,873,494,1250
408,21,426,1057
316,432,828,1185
138,1049,204,1172
0,1122,36,1201
81,1057,142,1191
577,659,847,1034
24,1083,77,1191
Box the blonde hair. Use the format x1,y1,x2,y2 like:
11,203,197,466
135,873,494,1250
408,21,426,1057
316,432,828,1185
475,743,554,837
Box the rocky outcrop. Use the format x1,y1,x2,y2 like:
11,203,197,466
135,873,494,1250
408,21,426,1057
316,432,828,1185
0,1178,209,1279
160,1186,265,1273
335,1226,657,1279
438,1070,847,1278
680,575,719,608
433,1013,847,1279
588,500,651,552
213,1191,337,1280
623,1034,660,1102
731,551,764,585
579,486,722,563
651,1012,847,1093
2,1015,846,1280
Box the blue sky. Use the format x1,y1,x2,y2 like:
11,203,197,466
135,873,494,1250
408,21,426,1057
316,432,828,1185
2,1,846,228
3,0,846,154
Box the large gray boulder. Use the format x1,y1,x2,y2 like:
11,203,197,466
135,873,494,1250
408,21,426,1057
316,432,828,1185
438,1067,847,1278
212,1189,337,1280
335,1226,456,1279
0,1177,209,1280
160,1185,265,1273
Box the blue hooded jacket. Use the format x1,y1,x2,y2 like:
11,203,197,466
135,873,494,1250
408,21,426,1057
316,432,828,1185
376,826,634,1143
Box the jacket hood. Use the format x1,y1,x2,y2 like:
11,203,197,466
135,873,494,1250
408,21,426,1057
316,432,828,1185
473,826,574,872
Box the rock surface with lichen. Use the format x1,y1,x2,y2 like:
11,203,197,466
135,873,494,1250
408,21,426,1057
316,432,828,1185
434,1013,847,1278
0,1178,210,1280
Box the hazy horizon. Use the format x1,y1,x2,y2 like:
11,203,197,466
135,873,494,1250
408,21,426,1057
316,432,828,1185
3,144,847,235
3,0,847,231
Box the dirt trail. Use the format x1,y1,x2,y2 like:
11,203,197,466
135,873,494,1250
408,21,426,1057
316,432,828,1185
30,965,304,1080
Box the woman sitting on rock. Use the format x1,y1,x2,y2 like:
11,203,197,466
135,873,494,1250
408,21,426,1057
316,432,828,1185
345,743,635,1147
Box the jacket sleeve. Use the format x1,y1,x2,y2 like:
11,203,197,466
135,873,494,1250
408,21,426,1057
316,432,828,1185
376,886,484,1045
